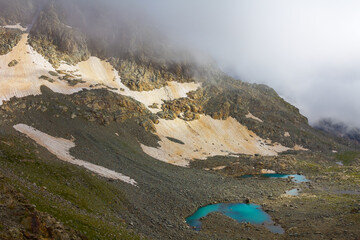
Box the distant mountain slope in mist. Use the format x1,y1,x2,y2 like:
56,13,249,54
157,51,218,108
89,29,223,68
314,119,360,145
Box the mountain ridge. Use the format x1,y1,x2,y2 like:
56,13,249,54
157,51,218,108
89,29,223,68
0,1,359,239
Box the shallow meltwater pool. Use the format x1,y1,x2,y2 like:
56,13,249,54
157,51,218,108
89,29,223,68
241,174,309,183
186,203,284,234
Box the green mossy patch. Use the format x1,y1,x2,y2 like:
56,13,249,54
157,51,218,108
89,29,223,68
0,135,143,240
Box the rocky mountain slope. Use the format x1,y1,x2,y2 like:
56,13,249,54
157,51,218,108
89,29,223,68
0,0,359,239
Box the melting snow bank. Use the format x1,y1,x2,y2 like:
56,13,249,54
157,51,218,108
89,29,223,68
141,115,290,167
13,124,137,186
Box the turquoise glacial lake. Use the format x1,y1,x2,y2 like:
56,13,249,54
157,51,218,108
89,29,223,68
241,174,309,183
186,203,284,234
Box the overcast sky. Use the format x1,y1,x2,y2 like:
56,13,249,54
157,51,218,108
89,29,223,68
135,0,360,128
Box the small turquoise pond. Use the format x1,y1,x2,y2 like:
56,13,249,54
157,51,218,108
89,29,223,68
186,203,284,234
241,174,309,183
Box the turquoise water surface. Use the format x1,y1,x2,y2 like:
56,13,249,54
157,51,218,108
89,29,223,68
186,203,284,234
241,174,309,183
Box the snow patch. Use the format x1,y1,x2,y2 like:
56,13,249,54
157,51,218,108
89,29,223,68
13,124,137,186
0,34,89,105
260,169,276,174
2,23,27,31
212,166,227,170
246,112,263,122
293,144,308,151
141,115,289,167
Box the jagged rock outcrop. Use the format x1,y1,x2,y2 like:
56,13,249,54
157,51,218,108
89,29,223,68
157,98,202,121
72,89,158,131
0,28,22,55
29,3,90,67
7,59,18,67
1,86,159,132
108,58,195,91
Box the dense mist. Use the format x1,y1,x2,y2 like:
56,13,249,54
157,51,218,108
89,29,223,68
136,0,360,128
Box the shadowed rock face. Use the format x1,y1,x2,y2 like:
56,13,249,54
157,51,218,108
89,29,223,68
0,28,22,55
29,2,90,67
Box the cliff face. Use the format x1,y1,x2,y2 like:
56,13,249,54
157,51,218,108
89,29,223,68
0,28,22,55
29,3,90,67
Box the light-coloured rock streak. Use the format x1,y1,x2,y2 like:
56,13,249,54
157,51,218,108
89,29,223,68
13,124,137,186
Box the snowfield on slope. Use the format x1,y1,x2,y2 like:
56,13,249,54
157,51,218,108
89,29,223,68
0,33,201,112
0,34,87,104
57,56,201,113
141,115,290,167
13,124,137,186
2,33,303,167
